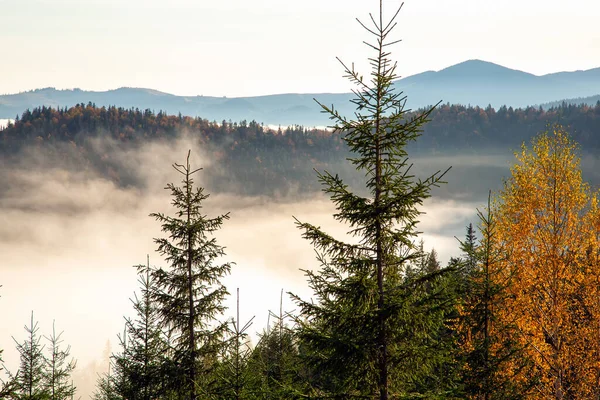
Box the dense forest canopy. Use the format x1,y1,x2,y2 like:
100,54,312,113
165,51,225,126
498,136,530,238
1,101,599,197
0,103,600,195
3,101,600,151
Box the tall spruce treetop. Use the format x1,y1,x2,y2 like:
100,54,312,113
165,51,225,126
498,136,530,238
112,257,166,400
44,321,76,400
150,151,232,400
292,1,449,399
13,312,49,400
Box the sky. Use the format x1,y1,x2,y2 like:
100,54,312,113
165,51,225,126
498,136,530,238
1,0,599,97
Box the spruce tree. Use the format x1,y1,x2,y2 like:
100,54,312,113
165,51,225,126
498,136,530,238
459,194,535,399
396,246,464,397
425,248,441,274
212,288,254,400
0,346,16,398
92,358,121,400
93,327,129,400
291,1,449,398
114,256,167,400
245,292,306,399
461,223,477,276
150,150,232,400
13,312,49,400
44,321,76,400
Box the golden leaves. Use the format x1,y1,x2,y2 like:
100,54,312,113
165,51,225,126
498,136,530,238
493,126,600,398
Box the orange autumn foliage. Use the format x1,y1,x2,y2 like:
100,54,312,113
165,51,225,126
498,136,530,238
493,127,600,399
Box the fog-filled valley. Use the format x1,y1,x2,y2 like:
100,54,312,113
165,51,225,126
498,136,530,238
0,134,487,397
1,116,600,397
1,89,600,398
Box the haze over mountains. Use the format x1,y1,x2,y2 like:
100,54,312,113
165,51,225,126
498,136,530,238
2,59,600,126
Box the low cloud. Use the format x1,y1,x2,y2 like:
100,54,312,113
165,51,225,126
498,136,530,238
1,133,485,398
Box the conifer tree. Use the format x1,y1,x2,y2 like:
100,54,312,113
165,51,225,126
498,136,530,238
44,321,76,400
92,358,121,400
459,195,535,399
150,150,232,400
212,288,254,400
246,298,305,399
399,247,464,397
114,256,166,400
425,248,441,273
92,327,129,400
461,223,477,276
111,327,131,400
13,312,49,400
291,1,449,398
0,372,18,400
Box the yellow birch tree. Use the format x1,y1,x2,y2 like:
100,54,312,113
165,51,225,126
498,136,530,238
493,126,599,399
573,192,600,398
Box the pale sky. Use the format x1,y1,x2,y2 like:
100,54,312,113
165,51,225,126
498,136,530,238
1,0,599,97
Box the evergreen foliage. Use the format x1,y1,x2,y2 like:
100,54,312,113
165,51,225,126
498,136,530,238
13,312,49,400
460,224,477,276
212,288,255,400
458,195,536,399
7,4,600,400
1,101,600,197
114,257,168,400
245,295,307,399
399,246,464,398
291,1,450,398
150,150,232,400
44,321,76,400
92,357,122,400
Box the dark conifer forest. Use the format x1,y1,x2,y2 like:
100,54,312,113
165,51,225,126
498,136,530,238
2,2,600,400
2,100,600,197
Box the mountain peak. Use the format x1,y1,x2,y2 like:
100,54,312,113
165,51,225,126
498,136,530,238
449,59,498,67
438,59,534,78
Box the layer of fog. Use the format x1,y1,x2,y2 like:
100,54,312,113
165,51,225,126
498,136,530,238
0,136,510,398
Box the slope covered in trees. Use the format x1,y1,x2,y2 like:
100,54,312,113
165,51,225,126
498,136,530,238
1,101,600,197
540,96,600,110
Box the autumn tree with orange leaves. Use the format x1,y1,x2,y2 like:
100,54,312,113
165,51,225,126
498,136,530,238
493,126,600,399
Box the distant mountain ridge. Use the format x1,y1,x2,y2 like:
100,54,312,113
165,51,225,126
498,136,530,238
539,94,600,109
2,59,600,126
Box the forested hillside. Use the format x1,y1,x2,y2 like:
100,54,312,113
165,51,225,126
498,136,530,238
541,96,600,109
1,101,600,196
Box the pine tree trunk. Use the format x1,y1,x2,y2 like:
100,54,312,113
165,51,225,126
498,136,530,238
187,169,197,400
144,256,150,400
375,14,388,395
